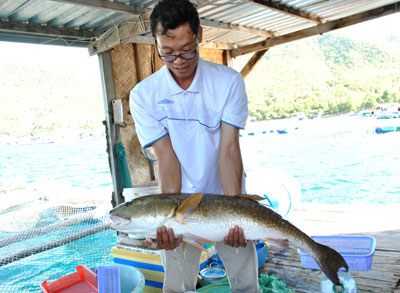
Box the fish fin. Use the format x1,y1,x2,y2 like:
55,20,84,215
314,243,349,286
183,233,214,244
237,194,265,201
175,192,203,223
264,238,289,249
182,240,207,251
181,233,214,251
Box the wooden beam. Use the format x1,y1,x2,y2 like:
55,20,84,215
240,49,268,79
201,41,235,50
231,2,400,58
49,0,146,15
0,19,96,40
88,13,150,55
98,51,123,206
250,0,325,24
200,18,275,38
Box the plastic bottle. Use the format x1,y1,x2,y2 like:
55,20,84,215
321,271,357,293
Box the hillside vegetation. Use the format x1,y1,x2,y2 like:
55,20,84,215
233,31,400,120
0,46,104,138
1,26,400,137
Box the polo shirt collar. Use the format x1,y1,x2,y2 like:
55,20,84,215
164,58,203,95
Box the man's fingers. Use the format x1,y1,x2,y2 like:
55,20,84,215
228,228,234,246
167,228,176,248
156,227,163,249
225,226,247,248
161,226,170,250
155,226,183,250
238,227,247,247
224,235,229,245
233,226,239,247
176,234,183,247
145,238,154,247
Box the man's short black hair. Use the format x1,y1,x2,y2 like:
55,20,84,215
150,0,200,38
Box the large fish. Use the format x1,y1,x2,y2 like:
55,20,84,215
109,192,348,285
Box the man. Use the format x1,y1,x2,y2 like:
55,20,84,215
129,0,259,292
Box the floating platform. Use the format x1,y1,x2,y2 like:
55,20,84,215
260,203,400,293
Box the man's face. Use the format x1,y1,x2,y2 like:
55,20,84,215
155,22,202,83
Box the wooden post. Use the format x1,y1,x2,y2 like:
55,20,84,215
240,49,268,79
98,51,123,206
223,49,233,67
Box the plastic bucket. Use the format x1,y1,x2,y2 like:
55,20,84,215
92,264,145,293
118,264,145,293
199,266,227,287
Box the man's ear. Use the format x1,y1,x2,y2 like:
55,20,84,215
198,26,203,43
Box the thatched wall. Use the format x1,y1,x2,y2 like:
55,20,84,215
110,43,225,186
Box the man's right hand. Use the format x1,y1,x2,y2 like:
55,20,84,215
145,226,183,250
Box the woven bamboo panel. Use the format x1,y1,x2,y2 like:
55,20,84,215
135,43,154,82
111,43,138,101
111,43,156,186
200,47,224,64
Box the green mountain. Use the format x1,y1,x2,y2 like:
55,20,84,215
233,31,400,120
0,46,104,138
1,27,400,138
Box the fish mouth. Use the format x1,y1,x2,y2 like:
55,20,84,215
109,214,131,230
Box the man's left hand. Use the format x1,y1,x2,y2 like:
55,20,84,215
224,225,247,248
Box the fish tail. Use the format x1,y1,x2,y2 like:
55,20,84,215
314,243,349,286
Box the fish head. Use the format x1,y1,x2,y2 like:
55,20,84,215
109,195,176,237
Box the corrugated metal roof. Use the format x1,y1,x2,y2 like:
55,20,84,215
0,0,399,53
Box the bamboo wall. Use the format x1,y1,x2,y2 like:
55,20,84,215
110,43,225,186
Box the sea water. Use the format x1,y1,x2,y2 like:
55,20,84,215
0,116,399,292
241,116,400,205
1,116,399,205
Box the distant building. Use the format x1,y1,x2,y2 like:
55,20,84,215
376,103,400,113
291,112,306,120
359,110,375,117
308,110,322,119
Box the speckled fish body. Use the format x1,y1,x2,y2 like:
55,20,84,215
109,193,348,285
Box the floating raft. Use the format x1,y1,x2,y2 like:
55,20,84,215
260,203,400,293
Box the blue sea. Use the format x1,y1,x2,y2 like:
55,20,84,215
1,116,399,205
0,116,399,292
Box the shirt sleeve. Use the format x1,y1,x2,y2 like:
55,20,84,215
129,88,168,149
221,72,248,129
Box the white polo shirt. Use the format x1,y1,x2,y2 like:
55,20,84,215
130,58,248,194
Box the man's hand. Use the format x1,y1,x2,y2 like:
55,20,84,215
146,226,183,250
224,225,247,248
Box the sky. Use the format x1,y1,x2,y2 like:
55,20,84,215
339,12,400,42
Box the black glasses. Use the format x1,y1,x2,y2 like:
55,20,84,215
157,41,198,63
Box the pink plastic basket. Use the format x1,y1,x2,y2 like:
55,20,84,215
41,265,98,293
298,235,376,271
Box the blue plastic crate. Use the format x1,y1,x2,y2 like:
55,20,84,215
298,235,376,271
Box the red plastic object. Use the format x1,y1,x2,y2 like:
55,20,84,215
41,265,98,293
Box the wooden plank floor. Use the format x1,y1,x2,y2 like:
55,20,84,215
259,203,400,292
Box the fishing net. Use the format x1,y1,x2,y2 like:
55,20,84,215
196,274,293,292
0,182,117,292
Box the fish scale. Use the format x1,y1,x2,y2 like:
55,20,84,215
109,193,349,286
